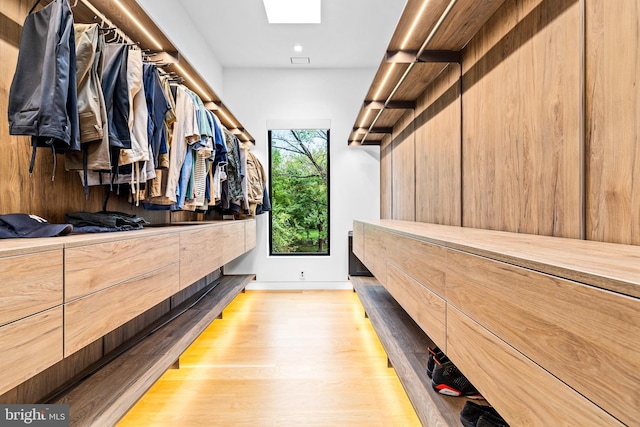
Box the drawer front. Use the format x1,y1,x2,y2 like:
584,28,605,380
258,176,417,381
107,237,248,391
386,263,446,349
0,307,63,395
222,221,246,265
384,232,447,297
352,221,365,261
65,234,180,301
447,306,622,427
65,263,179,356
363,224,388,283
180,226,224,289
0,250,63,326
245,220,256,251
446,249,640,426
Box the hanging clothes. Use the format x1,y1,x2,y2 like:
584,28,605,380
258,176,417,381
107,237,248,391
65,23,111,174
8,0,80,173
101,43,131,152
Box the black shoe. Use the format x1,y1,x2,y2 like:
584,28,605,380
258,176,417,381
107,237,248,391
426,346,445,378
460,401,503,427
431,359,483,399
476,413,509,427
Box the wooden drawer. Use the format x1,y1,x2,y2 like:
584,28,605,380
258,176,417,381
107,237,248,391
65,263,179,356
446,306,622,426
352,221,365,261
363,224,388,283
0,307,63,395
180,226,224,289
222,221,246,265
65,234,179,301
386,263,446,349
446,250,640,426
0,250,63,326
245,220,256,250
384,231,447,297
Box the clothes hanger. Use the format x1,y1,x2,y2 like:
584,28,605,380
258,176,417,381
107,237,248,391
28,0,41,14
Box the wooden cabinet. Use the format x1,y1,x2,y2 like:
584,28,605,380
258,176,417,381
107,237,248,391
354,219,640,426
0,248,63,327
0,242,64,395
0,307,63,395
65,233,180,301
0,219,256,394
65,263,179,356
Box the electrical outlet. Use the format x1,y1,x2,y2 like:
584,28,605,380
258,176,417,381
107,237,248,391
300,271,305,280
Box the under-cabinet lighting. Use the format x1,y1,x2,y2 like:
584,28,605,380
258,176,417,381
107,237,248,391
400,0,429,50
373,63,396,101
173,63,211,100
263,0,321,23
293,44,303,52
217,109,237,129
114,0,163,50
358,109,371,129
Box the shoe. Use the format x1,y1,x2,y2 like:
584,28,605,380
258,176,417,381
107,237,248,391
431,359,483,399
426,346,445,378
460,401,503,427
476,413,509,427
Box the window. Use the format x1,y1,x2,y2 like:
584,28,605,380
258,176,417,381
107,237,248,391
269,129,329,255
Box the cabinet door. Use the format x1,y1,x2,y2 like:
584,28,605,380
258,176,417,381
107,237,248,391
0,250,63,326
446,250,640,426
0,307,63,395
447,306,622,427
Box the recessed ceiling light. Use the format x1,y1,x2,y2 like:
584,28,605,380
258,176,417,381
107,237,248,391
293,44,303,52
263,0,321,24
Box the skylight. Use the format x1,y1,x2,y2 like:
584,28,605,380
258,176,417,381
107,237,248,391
263,0,321,24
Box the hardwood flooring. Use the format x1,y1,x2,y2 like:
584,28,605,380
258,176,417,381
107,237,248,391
118,290,421,426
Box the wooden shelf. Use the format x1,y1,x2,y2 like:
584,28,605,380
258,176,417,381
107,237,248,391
349,0,508,145
37,0,254,143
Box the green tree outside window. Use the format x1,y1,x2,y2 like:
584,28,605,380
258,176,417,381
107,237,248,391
269,129,329,255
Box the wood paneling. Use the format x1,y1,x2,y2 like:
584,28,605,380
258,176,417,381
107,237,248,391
65,234,180,301
65,263,179,356
446,306,623,427
415,65,462,225
461,0,581,237
0,307,63,395
446,249,640,426
586,0,640,244
386,264,446,348
0,249,62,326
380,137,393,218
383,230,447,298
391,119,415,221
363,224,388,283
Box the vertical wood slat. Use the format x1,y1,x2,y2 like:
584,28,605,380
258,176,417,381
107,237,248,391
461,0,582,237
585,0,640,244
415,64,462,225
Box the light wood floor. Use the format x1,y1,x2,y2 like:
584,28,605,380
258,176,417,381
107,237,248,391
118,290,421,426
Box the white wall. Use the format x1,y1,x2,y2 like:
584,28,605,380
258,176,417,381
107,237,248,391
222,68,380,289
135,0,225,95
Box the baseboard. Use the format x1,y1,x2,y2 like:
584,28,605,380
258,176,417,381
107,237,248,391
245,281,353,291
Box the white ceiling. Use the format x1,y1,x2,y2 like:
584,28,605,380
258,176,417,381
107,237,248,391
151,0,407,69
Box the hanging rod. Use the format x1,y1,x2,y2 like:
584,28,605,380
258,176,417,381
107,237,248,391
360,0,459,145
79,0,135,46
